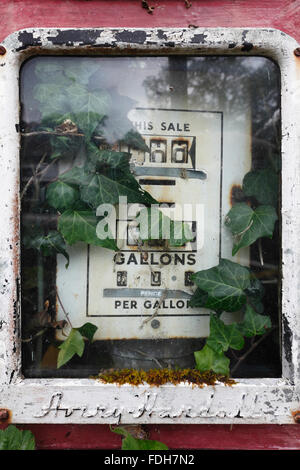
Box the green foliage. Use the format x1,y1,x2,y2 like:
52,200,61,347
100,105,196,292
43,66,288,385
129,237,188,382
49,134,81,160
24,229,69,268
191,163,278,375
245,278,265,313
225,202,278,255
46,180,80,211
23,58,278,377
194,344,230,376
119,129,150,153
58,209,118,250
26,59,190,264
137,207,194,247
80,172,154,208
77,322,98,342
29,58,159,262
242,169,278,206
239,305,272,337
194,315,244,376
57,322,98,368
206,315,244,353
23,58,197,371
112,427,168,450
190,259,251,312
0,425,35,450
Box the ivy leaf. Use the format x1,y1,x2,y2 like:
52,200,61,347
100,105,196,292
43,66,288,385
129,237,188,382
242,169,278,206
33,83,70,119
85,142,131,173
58,209,119,251
206,315,244,353
239,305,272,338
80,173,156,209
194,344,230,375
63,61,102,86
71,111,104,138
39,231,70,267
137,207,194,247
245,277,264,299
225,203,278,256
190,259,251,312
119,129,150,152
46,180,80,212
245,277,265,313
77,322,98,342
25,230,69,267
188,288,209,308
59,166,90,186
35,62,66,83
67,83,111,119
49,135,81,160
57,328,85,368
0,425,35,450
112,427,168,450
225,202,253,235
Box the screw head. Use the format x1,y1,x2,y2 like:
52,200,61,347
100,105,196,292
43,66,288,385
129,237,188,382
151,319,160,329
292,411,300,423
294,47,300,57
0,409,9,421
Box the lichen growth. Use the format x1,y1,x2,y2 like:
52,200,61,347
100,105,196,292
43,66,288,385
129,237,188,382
93,368,235,387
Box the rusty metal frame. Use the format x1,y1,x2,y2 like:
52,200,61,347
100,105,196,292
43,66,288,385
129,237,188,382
0,27,300,424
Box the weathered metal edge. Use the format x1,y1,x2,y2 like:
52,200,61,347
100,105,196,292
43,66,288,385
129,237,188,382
0,27,299,424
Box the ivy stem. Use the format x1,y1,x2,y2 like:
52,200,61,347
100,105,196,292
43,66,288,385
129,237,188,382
21,130,105,141
258,238,264,266
129,348,163,368
56,290,73,328
20,152,47,200
231,327,276,376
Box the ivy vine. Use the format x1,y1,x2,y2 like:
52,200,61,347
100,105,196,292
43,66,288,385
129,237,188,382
191,167,278,376
21,58,192,369
21,58,279,377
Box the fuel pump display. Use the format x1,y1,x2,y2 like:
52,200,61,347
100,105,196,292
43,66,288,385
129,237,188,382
20,55,281,377
83,107,223,339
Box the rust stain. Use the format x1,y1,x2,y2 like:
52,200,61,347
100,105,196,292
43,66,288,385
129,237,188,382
9,184,21,370
20,46,184,62
291,410,300,423
0,409,12,424
229,184,243,206
294,52,300,73
294,47,300,57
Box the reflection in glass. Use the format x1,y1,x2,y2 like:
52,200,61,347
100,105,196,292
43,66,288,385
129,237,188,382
20,56,281,379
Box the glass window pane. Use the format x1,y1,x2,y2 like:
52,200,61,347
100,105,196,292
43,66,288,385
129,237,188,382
20,56,281,379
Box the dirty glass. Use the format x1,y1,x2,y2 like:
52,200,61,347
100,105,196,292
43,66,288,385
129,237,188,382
20,56,281,379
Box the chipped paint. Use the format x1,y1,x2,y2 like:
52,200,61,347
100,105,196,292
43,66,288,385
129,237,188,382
0,27,299,424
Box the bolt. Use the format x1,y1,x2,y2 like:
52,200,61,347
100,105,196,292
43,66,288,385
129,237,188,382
151,319,160,329
0,409,9,421
294,48,300,57
0,46,6,56
292,410,300,423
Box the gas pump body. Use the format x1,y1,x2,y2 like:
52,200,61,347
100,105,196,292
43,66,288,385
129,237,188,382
0,0,300,450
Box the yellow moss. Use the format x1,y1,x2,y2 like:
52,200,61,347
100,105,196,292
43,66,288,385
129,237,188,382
93,368,235,387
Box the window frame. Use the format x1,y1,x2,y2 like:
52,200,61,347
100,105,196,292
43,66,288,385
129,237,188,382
0,27,299,424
